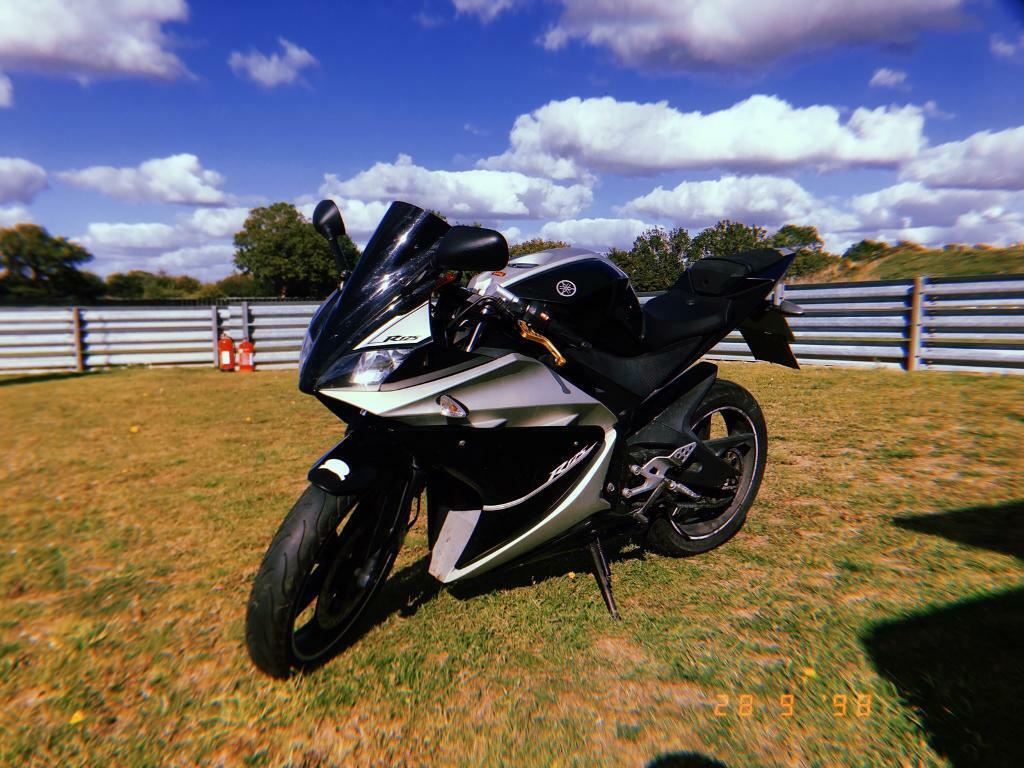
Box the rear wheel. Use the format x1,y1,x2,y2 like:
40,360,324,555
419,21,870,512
245,479,413,678
646,379,767,557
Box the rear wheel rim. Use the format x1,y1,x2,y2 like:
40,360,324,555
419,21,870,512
669,405,758,540
289,491,400,662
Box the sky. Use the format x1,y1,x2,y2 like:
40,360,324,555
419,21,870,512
1,0,1023,280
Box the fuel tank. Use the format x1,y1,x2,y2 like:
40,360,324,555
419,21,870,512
469,248,643,356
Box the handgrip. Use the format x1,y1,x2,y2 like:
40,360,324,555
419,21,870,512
538,311,592,350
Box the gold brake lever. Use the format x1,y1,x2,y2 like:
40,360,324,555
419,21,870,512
517,320,566,367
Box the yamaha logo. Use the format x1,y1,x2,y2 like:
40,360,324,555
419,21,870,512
556,280,577,297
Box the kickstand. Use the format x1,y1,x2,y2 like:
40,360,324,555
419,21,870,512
588,537,620,620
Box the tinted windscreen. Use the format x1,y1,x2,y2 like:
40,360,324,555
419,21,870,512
299,201,450,392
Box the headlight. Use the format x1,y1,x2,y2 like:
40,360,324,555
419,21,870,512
349,348,410,388
317,348,412,390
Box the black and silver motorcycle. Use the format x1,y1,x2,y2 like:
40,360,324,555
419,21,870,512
245,199,801,677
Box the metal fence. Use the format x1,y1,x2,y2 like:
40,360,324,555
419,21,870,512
2,274,1022,375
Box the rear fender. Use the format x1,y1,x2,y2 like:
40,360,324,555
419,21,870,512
739,305,799,369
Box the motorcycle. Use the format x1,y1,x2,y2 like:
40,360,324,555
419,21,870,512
245,199,802,677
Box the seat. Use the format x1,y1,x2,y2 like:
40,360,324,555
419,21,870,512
641,290,732,351
682,248,788,297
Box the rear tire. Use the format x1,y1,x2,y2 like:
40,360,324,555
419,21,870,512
646,379,767,557
245,480,411,678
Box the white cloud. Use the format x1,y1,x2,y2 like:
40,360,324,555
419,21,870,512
58,154,228,204
320,154,592,220
900,126,1024,190
76,206,253,279
990,33,1024,59
0,73,11,107
0,0,189,104
0,157,47,204
456,0,965,71
92,243,236,282
538,217,653,251
228,38,317,88
869,67,908,88
0,205,32,227
185,206,250,238
451,0,520,23
621,174,859,232
481,95,926,180
78,207,250,253
81,221,183,251
849,182,1009,230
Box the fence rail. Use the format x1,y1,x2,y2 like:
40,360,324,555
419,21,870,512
2,273,1023,375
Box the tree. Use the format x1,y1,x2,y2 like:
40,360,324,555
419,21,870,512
105,270,204,300
843,239,889,262
690,220,768,261
0,223,104,302
198,272,270,299
609,227,692,291
509,238,569,258
771,224,839,278
233,203,358,298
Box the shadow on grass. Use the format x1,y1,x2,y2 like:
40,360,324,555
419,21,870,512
0,370,100,388
892,499,1023,561
864,588,1024,768
863,499,1024,767
647,752,728,767
332,538,646,663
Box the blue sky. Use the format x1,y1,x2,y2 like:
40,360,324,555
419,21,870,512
1,0,1023,279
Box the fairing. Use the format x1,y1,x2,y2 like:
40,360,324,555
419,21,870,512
298,201,450,393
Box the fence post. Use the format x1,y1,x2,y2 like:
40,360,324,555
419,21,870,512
71,306,85,372
906,275,926,372
210,305,220,367
241,300,251,342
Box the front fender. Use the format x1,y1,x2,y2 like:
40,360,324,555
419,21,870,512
307,431,402,495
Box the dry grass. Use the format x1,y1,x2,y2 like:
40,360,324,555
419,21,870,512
1,364,1021,767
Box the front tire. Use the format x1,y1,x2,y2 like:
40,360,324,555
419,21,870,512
245,479,413,678
646,379,767,557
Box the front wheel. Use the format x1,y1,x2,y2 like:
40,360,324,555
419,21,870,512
245,477,414,678
646,379,767,557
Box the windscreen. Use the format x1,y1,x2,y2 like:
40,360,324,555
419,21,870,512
298,201,450,393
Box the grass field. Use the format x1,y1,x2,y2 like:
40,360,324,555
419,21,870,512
1,364,1022,767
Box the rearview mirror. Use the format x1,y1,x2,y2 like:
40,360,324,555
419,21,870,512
312,199,353,273
435,226,508,272
312,199,346,241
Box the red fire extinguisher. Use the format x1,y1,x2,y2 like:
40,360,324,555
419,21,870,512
217,333,235,371
237,339,255,372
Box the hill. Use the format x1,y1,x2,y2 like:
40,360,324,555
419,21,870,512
794,242,1024,283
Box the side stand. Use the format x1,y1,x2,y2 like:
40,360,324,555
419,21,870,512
588,537,620,620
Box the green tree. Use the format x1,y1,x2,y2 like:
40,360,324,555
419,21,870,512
105,270,204,299
690,220,768,261
233,203,357,298
198,272,270,299
0,223,104,302
609,227,692,291
771,223,839,278
843,239,889,262
509,238,569,258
